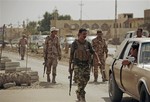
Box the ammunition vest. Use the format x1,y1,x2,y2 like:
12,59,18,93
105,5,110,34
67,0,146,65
73,40,91,63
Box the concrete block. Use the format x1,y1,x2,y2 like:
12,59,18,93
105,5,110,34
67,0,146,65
29,71,38,76
31,79,39,83
5,62,20,68
3,82,16,89
5,68,16,73
16,67,31,72
31,76,39,80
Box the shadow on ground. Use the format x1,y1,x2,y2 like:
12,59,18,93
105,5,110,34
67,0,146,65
103,97,139,102
88,81,107,85
38,81,62,88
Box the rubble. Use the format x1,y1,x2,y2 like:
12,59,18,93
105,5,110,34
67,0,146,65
0,56,39,89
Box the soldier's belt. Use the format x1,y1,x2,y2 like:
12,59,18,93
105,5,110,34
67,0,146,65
74,60,89,67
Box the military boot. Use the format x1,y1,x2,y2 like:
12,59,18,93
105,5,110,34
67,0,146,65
93,74,98,82
52,75,56,83
102,70,107,82
76,91,80,102
21,56,24,60
80,94,86,102
47,74,50,82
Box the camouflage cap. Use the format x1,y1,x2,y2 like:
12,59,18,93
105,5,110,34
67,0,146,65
50,27,59,32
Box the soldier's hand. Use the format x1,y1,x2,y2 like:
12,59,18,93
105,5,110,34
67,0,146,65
58,56,61,60
68,68,73,73
106,54,108,58
98,61,101,66
68,68,71,73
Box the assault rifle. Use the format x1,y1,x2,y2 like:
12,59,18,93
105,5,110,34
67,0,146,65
43,45,48,77
68,61,74,96
43,58,47,77
18,46,20,55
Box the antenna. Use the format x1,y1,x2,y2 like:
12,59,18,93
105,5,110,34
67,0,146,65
79,0,83,27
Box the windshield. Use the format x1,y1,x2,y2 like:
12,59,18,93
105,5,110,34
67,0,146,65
139,42,150,64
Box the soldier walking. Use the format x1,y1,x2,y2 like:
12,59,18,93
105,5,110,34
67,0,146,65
18,34,28,60
69,28,100,102
44,27,61,83
92,30,108,82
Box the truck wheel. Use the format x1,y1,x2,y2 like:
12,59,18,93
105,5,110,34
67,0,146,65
140,85,150,102
109,74,123,102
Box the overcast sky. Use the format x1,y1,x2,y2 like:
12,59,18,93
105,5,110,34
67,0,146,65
0,0,150,27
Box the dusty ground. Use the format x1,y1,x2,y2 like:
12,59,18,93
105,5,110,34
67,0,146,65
4,46,69,65
1,46,70,89
0,46,139,102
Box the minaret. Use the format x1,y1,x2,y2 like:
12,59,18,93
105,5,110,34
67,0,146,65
53,7,58,27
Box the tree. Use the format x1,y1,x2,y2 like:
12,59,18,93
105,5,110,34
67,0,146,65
38,12,52,32
26,21,37,35
38,10,72,33
58,15,71,20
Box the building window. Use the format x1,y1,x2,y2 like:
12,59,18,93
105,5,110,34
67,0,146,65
130,23,132,28
120,23,121,28
74,24,79,30
81,23,90,29
101,23,109,31
64,23,70,29
91,23,99,30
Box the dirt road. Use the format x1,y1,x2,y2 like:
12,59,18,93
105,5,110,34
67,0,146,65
0,51,138,102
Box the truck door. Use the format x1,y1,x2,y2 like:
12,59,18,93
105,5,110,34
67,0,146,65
121,42,139,94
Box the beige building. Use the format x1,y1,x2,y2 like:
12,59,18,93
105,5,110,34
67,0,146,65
144,9,150,24
51,13,144,42
4,27,24,41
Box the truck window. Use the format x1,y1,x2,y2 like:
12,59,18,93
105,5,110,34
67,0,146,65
122,43,133,59
139,42,150,64
119,42,132,59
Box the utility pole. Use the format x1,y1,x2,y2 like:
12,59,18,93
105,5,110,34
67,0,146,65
0,24,5,64
17,21,20,38
114,0,118,45
79,0,83,28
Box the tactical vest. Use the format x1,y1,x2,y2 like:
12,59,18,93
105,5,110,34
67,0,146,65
73,40,91,63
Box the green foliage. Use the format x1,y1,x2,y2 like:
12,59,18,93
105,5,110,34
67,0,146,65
26,21,37,35
38,10,72,32
58,15,71,20
38,12,52,32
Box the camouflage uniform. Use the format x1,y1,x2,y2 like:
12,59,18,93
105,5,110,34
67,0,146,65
18,36,28,60
44,35,61,83
70,39,94,101
92,37,108,82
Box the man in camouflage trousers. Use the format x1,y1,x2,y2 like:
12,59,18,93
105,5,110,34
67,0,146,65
69,28,100,102
18,34,28,60
44,27,61,83
92,30,108,82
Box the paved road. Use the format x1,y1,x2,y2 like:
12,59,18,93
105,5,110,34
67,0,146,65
0,51,138,102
